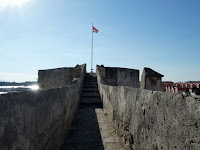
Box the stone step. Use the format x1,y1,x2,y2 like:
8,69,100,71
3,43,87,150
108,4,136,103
81,94,100,99
84,78,97,81
84,76,96,78
80,97,102,105
84,79,97,82
85,73,96,76
82,88,99,92
84,75,96,78
83,83,97,86
83,82,97,85
84,80,96,83
83,81,97,84
82,84,98,88
84,78,96,81
81,92,100,97
85,75,96,77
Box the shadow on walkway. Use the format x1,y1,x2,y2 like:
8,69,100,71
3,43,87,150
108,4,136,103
60,104,104,150
60,73,123,150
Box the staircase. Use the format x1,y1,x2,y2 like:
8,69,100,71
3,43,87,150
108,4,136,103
60,73,123,150
81,73,101,106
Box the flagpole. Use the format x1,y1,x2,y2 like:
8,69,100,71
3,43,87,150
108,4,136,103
91,22,93,72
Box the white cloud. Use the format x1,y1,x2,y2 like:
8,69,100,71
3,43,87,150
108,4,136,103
0,0,31,11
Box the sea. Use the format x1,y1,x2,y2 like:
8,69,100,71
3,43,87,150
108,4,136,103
0,85,39,95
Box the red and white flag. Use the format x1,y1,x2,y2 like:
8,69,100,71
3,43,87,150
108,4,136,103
93,26,99,33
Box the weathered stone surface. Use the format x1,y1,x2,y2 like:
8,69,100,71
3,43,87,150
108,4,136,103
60,73,123,150
0,64,86,150
97,65,200,150
38,64,86,90
97,65,139,88
141,67,164,91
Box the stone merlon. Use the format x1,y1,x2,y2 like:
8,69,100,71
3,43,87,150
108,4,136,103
141,67,164,91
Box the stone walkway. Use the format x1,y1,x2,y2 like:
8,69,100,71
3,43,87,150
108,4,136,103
96,108,124,150
60,73,123,150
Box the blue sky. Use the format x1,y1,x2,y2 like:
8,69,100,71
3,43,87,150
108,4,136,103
0,0,199,82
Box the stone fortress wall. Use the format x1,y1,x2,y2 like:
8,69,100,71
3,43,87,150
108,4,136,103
141,67,164,91
38,64,85,90
97,65,200,150
97,65,140,88
1,63,200,150
0,64,86,150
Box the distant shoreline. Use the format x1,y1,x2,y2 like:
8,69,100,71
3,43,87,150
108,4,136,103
0,81,37,86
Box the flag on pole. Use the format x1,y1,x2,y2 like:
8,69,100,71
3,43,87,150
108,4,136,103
93,26,99,33
91,23,98,72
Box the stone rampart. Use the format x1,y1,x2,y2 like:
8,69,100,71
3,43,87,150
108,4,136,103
97,65,200,150
0,64,86,150
97,65,139,88
38,64,85,90
141,67,164,91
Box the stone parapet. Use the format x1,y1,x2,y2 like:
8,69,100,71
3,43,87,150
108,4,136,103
0,64,86,150
38,64,86,90
97,65,200,150
96,65,139,88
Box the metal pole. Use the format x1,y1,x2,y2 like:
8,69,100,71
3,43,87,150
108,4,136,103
91,22,93,72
